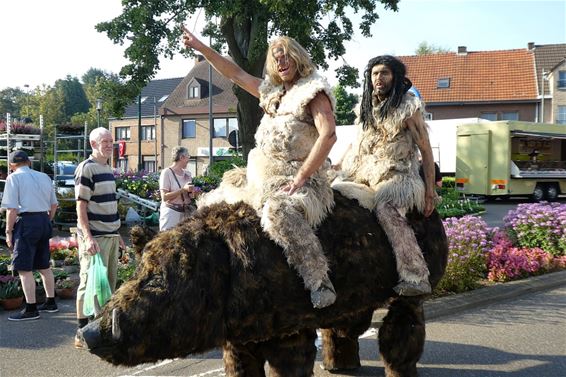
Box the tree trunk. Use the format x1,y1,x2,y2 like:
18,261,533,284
221,13,268,161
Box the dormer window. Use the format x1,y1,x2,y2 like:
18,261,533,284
437,78,450,88
187,78,202,99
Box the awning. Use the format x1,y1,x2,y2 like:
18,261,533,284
511,130,566,139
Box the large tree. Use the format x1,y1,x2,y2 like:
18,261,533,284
333,84,358,125
415,41,451,55
97,0,400,159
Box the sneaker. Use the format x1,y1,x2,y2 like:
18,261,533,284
394,280,432,296
37,302,59,313
8,309,40,322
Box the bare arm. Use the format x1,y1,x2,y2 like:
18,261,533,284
76,200,99,255
283,92,337,195
182,26,262,98
332,143,352,171
4,208,17,249
405,110,436,217
49,204,58,221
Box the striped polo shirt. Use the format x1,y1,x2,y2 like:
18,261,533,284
74,156,120,236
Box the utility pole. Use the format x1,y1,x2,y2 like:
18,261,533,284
208,32,214,172
96,98,102,128
540,69,546,123
137,95,143,172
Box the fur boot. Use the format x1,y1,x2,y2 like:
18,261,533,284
261,196,336,308
375,202,431,296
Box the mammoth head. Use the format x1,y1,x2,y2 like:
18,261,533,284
82,220,232,366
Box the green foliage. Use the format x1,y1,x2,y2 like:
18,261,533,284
0,255,11,276
95,0,400,156
436,181,484,219
415,41,451,55
55,76,90,118
333,85,358,125
207,156,246,180
0,276,23,299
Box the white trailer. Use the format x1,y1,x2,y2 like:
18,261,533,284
329,118,486,174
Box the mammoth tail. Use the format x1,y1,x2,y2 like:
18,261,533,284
129,225,157,256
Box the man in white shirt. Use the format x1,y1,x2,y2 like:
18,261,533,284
1,150,59,321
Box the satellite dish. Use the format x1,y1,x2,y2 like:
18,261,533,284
228,130,239,148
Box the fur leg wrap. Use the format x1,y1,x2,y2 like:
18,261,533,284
375,202,429,284
223,341,267,377
261,197,330,292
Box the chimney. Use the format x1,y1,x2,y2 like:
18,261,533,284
528,42,535,50
457,46,467,55
195,54,205,63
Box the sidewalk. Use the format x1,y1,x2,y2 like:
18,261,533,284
371,269,566,327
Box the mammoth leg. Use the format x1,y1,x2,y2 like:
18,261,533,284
321,308,374,371
378,296,425,377
262,197,335,308
223,341,266,377
263,329,317,377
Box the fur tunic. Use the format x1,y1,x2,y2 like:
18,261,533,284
334,94,426,213
199,72,335,228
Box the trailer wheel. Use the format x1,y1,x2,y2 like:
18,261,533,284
532,184,545,202
544,184,559,201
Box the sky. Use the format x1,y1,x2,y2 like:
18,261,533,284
0,0,565,92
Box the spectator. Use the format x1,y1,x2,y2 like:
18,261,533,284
74,128,125,348
159,146,197,231
1,150,58,321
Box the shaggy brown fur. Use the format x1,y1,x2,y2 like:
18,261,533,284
83,191,448,376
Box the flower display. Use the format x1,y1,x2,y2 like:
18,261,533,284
49,236,79,264
503,202,566,257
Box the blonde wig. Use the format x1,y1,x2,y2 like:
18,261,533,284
265,37,316,85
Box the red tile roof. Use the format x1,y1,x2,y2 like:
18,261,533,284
399,48,538,104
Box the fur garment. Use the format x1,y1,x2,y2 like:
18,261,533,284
199,72,335,228
332,94,426,213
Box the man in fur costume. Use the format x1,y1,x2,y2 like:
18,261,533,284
332,55,437,296
182,28,337,308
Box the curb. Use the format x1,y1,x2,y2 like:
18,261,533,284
371,270,566,327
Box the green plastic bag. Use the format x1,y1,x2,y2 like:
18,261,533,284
83,253,112,317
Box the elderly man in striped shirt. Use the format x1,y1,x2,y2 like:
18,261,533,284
74,127,125,348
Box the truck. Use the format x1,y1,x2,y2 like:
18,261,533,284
455,120,566,200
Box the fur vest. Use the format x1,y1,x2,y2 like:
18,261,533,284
333,94,426,213
199,72,335,228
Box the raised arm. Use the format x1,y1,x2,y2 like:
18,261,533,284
283,92,337,195
182,26,262,98
405,110,436,217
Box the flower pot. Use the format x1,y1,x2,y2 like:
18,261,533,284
55,287,76,299
0,296,24,310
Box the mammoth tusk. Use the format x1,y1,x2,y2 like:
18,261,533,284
112,308,122,341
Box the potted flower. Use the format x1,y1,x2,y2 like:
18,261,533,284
55,278,79,299
0,276,24,310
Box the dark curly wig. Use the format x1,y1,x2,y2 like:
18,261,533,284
360,55,412,130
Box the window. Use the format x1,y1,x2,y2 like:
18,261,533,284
188,85,200,99
115,127,131,140
141,125,155,141
140,96,148,103
142,156,156,173
213,118,238,138
182,119,196,138
437,78,450,88
116,158,128,173
501,112,519,121
557,106,566,124
480,112,497,121
558,71,566,89
158,95,169,102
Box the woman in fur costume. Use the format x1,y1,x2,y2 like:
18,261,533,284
333,55,438,296
182,28,337,308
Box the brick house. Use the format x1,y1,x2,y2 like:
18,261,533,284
108,77,183,173
399,45,540,122
159,56,239,176
532,43,566,124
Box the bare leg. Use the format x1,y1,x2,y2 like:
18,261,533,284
375,202,431,296
261,197,336,308
38,268,55,297
18,270,37,303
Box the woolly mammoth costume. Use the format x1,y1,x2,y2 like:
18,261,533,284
333,93,433,293
199,72,336,306
79,192,448,377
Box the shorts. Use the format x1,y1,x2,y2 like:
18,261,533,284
12,213,53,271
